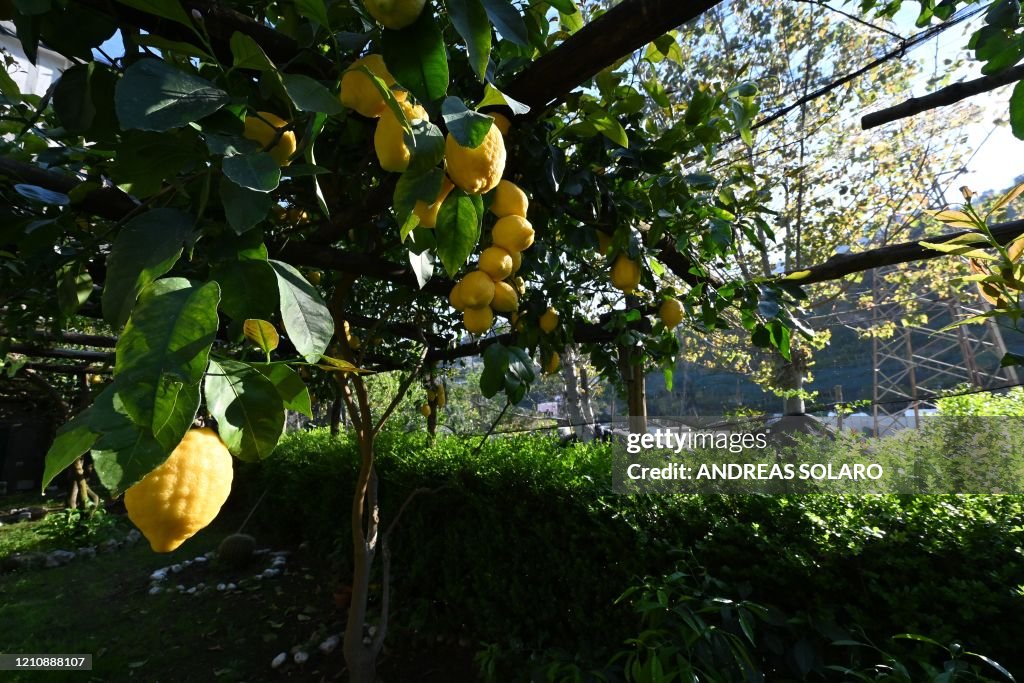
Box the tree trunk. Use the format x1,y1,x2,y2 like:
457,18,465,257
560,346,592,441
330,396,342,435
618,343,647,434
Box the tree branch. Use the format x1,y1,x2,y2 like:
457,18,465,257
0,158,136,220
778,219,1024,285
862,63,1024,130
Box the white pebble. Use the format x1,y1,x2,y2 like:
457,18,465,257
293,651,308,664
318,635,340,654
148,586,162,595
216,583,226,591
170,564,182,573
270,652,287,669
150,569,168,581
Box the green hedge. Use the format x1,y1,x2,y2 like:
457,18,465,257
235,429,1024,679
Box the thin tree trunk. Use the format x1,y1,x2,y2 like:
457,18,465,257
560,346,592,441
618,343,647,434
578,361,597,432
330,396,342,436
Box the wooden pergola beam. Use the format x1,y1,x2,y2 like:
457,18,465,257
7,344,115,363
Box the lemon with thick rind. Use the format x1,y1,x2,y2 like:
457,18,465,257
492,215,534,253
449,280,467,311
340,54,396,118
458,270,495,308
611,254,642,294
445,123,506,195
124,428,234,553
491,281,519,313
543,351,560,375
479,246,514,280
464,306,494,334
243,111,296,166
539,307,559,334
489,180,528,218
363,0,426,29
375,99,429,172
659,298,684,329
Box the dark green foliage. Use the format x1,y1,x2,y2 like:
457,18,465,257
238,430,1024,679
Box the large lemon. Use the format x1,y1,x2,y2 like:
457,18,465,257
659,298,684,329
445,124,506,195
479,246,513,280
449,280,467,311
464,306,494,334
339,54,396,118
375,98,429,172
459,270,495,308
414,177,454,229
489,180,528,218
124,428,234,553
492,215,534,252
243,111,296,166
611,254,642,294
491,281,519,313
363,0,426,29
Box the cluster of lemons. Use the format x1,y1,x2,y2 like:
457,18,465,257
596,229,685,331
419,380,447,417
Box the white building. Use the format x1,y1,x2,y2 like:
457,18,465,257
1,22,72,97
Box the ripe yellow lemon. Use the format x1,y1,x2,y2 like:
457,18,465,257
491,112,511,136
375,99,429,172
459,270,495,308
659,298,684,329
539,307,559,333
543,351,560,375
597,230,612,255
610,254,641,294
414,177,454,229
436,384,447,407
243,111,296,166
509,250,522,274
445,124,506,195
340,54,396,118
489,180,528,218
464,306,494,334
479,246,514,280
449,280,467,311
124,428,234,553
420,403,432,417
492,215,534,252
491,281,519,313
363,0,426,29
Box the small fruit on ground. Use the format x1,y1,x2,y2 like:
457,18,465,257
449,280,467,311
543,351,560,375
420,403,432,417
375,98,429,172
659,298,684,329
492,215,534,252
363,0,426,29
339,54,396,118
463,306,494,334
445,123,506,194
610,254,642,294
243,112,296,166
489,180,529,218
479,246,514,280
491,281,519,313
490,112,511,136
539,307,559,333
124,428,234,553
414,177,454,229
459,270,496,308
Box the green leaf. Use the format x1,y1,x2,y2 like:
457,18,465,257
394,166,445,235
546,0,575,13
57,263,93,317
115,58,229,132
282,74,344,114
1011,80,1024,140
587,109,628,147
91,382,198,495
52,63,96,133
476,82,530,115
116,0,194,30
114,278,220,438
111,129,206,198
205,359,285,461
243,319,280,354
480,0,527,46
210,254,279,322
222,152,281,192
480,343,509,397
269,260,335,363
220,177,273,234
251,363,313,417
441,96,493,147
381,8,449,103
138,34,212,60
41,417,99,490
102,208,194,328
303,111,332,219
446,0,491,81
436,190,483,277
229,31,275,71
294,0,330,27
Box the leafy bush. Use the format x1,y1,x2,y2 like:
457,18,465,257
236,429,1024,680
